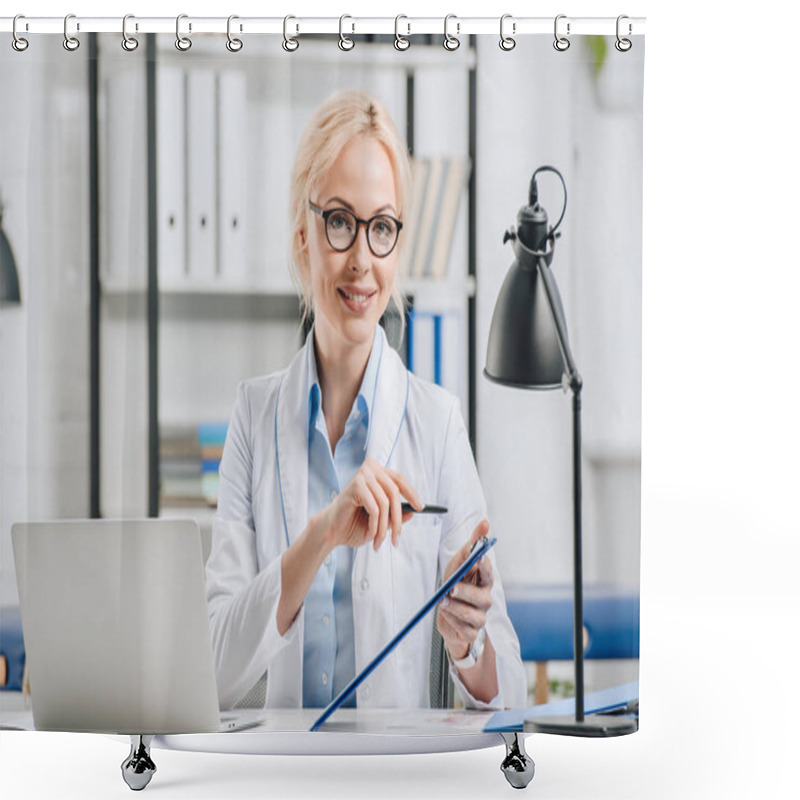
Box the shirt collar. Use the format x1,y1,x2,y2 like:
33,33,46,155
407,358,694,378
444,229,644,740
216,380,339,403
307,324,385,441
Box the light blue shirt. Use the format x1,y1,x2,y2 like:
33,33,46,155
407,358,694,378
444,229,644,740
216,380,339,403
302,326,384,708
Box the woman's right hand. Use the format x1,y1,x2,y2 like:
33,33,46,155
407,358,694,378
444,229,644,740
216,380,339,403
319,457,423,552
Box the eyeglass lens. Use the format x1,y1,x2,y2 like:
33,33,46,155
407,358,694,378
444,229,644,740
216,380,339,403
326,210,399,256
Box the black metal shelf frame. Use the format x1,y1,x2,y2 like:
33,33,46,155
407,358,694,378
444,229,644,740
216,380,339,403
88,34,479,518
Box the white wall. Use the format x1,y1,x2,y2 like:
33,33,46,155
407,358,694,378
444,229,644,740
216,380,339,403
1,40,91,604
475,37,643,589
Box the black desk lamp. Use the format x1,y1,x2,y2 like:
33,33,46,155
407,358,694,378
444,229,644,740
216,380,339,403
484,166,636,737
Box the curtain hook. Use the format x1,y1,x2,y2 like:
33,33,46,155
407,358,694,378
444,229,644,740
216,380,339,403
63,13,80,52
12,15,29,52
226,15,243,52
282,15,299,52
499,14,516,51
394,15,410,51
553,14,570,51
443,14,460,51
615,15,632,52
339,15,355,51
122,14,139,52
175,14,192,51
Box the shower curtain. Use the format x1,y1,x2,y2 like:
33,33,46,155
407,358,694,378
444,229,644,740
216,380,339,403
0,13,644,791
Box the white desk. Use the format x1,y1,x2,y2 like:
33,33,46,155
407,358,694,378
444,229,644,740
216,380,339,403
156,708,500,756
1,699,500,754
2,687,642,791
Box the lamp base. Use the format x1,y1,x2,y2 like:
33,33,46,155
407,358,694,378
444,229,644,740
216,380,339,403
524,714,638,737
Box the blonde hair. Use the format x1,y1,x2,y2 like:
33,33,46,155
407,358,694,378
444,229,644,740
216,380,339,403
289,90,411,341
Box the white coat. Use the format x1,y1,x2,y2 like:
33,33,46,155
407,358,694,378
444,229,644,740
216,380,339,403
205,325,526,711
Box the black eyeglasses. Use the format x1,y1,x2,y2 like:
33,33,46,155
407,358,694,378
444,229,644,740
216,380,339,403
309,201,403,258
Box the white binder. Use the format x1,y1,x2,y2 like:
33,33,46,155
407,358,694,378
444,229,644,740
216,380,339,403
217,70,248,286
429,157,469,280
186,69,218,284
103,69,147,289
411,156,442,278
156,66,186,288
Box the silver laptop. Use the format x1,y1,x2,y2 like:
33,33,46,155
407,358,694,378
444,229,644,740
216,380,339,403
12,518,263,734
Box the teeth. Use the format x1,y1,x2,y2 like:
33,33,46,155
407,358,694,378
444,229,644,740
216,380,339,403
342,290,370,302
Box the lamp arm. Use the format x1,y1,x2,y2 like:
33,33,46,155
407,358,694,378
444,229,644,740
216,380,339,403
536,257,582,394
536,254,586,722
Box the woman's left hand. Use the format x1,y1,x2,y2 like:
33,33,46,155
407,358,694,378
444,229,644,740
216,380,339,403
436,519,494,663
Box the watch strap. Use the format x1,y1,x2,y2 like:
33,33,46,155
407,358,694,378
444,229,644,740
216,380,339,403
451,626,486,670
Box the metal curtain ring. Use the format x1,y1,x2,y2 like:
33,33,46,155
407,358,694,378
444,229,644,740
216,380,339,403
226,15,243,52
394,15,410,51
63,13,80,51
443,14,460,51
175,14,192,51
282,15,299,51
12,15,29,52
615,15,632,52
339,15,354,51
121,14,139,51
499,14,516,51
553,14,570,51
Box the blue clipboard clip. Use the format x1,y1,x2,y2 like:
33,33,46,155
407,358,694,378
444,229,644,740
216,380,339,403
310,534,497,732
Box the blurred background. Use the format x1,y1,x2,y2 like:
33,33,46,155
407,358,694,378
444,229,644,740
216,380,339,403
0,31,643,703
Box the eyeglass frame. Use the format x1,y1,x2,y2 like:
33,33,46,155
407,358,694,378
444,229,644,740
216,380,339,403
308,201,403,258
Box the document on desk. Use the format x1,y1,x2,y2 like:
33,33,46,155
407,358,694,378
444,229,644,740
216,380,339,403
319,709,495,735
310,536,497,732
224,708,493,735
484,681,640,732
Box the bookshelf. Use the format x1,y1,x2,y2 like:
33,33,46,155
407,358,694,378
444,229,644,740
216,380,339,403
99,276,476,300
91,33,478,523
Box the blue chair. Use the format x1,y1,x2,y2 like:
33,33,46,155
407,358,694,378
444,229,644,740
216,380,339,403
504,584,639,704
0,606,26,692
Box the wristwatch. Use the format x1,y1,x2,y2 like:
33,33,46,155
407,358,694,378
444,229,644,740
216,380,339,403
451,626,486,671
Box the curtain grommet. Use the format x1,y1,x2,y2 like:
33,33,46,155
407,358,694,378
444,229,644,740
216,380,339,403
282,15,299,52
63,13,80,52
226,15,243,52
394,15,410,51
121,14,139,52
12,15,29,52
443,14,460,51
553,14,570,51
175,14,192,52
339,15,355,51
615,15,633,52
499,14,516,51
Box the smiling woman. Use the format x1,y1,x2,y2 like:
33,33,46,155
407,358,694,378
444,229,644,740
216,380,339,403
303,134,400,368
204,90,526,714
290,91,410,341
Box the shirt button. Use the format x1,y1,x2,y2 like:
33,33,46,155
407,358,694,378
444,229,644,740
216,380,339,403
322,614,330,626
321,672,329,686
362,685,372,700
330,489,338,502
360,578,370,593
324,555,332,567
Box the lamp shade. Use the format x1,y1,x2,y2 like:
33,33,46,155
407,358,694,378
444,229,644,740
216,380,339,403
1,224,22,306
484,247,570,390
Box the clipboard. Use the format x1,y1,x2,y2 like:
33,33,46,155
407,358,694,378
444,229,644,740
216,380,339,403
310,535,497,732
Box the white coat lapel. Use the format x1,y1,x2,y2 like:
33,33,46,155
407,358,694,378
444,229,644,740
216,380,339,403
366,326,409,468
275,326,407,548
275,338,310,547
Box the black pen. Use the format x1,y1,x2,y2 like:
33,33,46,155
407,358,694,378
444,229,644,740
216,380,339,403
401,502,448,515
